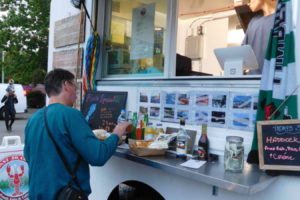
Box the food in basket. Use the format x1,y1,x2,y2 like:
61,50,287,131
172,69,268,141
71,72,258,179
148,133,177,149
134,141,152,148
93,129,125,145
92,129,110,140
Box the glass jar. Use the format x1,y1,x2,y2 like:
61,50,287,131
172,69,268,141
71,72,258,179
224,136,244,172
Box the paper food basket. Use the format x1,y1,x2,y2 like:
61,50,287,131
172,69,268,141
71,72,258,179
0,136,28,200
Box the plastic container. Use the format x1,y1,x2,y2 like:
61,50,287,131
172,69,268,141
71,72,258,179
117,109,126,124
224,136,244,172
155,123,165,135
144,122,156,141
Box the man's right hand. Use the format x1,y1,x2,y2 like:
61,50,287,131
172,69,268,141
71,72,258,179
112,121,131,140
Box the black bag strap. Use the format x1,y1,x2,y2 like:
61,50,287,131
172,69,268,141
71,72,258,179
44,106,82,191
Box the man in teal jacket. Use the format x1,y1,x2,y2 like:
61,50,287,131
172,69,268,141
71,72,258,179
24,68,130,199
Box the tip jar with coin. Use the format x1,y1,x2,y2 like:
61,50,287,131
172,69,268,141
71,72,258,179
224,136,244,172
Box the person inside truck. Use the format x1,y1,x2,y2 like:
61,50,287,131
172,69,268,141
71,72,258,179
1,86,18,132
242,0,277,74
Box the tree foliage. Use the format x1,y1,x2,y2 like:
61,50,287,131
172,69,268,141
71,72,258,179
0,0,50,84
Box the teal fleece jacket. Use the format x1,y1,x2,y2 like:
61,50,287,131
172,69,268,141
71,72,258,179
24,103,119,200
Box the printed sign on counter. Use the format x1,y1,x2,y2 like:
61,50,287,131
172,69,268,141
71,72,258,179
82,91,127,132
0,136,28,200
257,120,300,171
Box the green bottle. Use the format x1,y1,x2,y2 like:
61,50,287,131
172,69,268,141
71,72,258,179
131,112,137,139
143,113,149,140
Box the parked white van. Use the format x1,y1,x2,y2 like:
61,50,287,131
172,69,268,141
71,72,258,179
0,83,28,119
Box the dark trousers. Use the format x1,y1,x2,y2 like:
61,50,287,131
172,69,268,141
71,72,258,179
4,109,15,131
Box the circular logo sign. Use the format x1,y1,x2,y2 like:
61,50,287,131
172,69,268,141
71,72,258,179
0,154,28,200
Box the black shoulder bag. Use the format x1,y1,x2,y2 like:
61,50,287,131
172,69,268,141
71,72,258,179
44,107,88,200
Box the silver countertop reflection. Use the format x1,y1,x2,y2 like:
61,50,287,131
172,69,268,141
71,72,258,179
114,148,278,195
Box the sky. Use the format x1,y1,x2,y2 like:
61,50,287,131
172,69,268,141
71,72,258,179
0,11,7,18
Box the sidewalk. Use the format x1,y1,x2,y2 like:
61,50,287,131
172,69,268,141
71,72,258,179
0,108,38,144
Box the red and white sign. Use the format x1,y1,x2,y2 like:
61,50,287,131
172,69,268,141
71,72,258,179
0,137,28,200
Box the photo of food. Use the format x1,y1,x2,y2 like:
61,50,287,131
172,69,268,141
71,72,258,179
195,110,208,123
232,95,252,109
252,113,257,126
211,111,226,124
178,94,189,105
196,94,209,106
166,93,176,104
253,95,258,110
151,92,160,104
212,94,227,108
177,109,189,120
139,92,148,103
232,112,250,127
164,107,175,119
139,106,148,114
150,107,160,117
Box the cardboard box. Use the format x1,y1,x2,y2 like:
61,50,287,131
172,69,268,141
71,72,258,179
129,145,167,157
128,139,167,156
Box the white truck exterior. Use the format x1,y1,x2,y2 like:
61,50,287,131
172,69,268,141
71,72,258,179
0,83,27,118
48,1,300,200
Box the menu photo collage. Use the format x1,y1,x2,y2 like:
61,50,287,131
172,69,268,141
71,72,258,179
138,90,258,131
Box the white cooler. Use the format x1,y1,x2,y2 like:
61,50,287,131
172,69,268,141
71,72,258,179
0,136,28,200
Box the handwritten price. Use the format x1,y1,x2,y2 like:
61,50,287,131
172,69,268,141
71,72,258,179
269,152,295,161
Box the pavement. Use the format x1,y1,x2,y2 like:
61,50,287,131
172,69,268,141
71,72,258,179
0,108,38,144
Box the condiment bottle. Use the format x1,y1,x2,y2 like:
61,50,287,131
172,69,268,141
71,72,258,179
131,112,137,139
136,117,143,140
144,122,156,141
143,113,148,139
198,123,209,161
224,136,244,172
176,118,190,159
137,112,144,139
117,109,126,124
127,111,133,123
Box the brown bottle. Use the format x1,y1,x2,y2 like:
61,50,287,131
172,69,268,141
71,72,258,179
198,124,209,161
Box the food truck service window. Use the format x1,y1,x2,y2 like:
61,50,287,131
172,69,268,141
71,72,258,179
100,0,168,79
98,0,261,79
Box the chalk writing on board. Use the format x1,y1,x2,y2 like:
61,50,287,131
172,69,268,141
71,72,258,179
265,137,300,143
272,125,300,135
257,120,300,171
85,104,97,121
82,91,127,133
85,94,122,104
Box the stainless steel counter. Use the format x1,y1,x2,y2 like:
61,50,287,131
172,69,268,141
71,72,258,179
114,148,278,196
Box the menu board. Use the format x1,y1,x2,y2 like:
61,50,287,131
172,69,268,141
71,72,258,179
257,120,300,171
81,91,127,132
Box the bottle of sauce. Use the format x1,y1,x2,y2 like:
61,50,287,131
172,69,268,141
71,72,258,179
136,119,143,140
176,118,189,159
198,123,209,161
137,112,144,139
143,113,148,139
131,112,137,139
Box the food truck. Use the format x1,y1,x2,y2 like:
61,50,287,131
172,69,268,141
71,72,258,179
48,0,300,199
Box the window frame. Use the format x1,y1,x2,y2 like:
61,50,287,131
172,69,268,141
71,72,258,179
95,0,262,82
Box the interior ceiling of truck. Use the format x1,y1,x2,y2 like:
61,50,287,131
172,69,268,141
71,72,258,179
116,0,240,20
135,0,237,19
178,0,235,19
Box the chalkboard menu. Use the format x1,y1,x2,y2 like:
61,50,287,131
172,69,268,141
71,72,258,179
81,91,127,132
257,120,300,171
